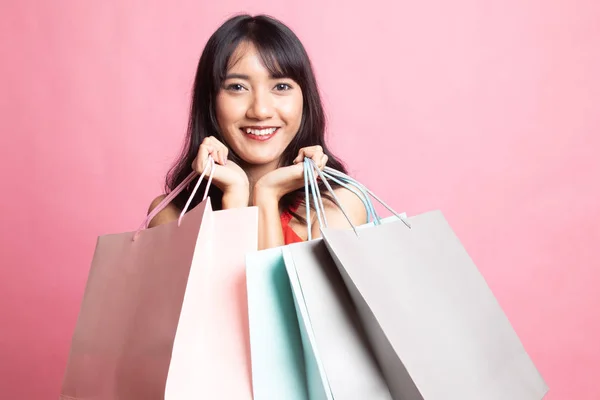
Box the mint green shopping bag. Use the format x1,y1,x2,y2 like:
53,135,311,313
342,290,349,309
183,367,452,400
246,247,331,400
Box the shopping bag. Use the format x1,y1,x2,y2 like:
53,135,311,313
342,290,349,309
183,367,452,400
165,204,257,399
60,158,257,399
246,246,330,400
282,240,393,400
318,179,549,400
246,160,399,399
282,162,396,399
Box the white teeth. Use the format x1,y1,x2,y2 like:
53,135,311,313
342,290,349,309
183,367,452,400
245,127,278,136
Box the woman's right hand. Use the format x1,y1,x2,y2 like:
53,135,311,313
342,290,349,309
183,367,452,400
192,136,249,207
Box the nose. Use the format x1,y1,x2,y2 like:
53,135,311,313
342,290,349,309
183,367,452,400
246,89,274,120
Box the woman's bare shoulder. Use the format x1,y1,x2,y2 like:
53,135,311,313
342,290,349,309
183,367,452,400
324,186,368,226
147,195,179,228
292,185,368,231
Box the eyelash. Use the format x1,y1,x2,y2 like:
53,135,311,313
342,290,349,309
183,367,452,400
274,83,292,91
225,83,293,92
226,83,245,92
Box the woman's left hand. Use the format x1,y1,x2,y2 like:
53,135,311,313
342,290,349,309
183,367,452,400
254,145,328,201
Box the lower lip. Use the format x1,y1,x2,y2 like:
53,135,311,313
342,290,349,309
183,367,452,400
242,128,279,141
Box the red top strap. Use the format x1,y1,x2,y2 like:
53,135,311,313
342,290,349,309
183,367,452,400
280,205,303,245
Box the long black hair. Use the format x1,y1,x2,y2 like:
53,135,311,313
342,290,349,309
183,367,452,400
165,14,347,221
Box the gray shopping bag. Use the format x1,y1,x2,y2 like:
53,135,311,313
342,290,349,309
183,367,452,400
320,210,549,400
282,239,393,399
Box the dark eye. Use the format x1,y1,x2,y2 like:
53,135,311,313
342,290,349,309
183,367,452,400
226,83,245,91
274,83,292,91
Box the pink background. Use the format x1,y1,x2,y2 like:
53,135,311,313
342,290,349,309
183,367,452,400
1,1,598,398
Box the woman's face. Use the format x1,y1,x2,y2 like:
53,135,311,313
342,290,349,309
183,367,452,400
215,42,304,168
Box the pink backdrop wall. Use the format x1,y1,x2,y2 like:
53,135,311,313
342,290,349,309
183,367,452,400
1,1,598,398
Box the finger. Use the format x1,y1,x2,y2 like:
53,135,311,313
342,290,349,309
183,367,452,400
195,144,209,170
293,149,306,164
206,135,225,147
207,136,228,165
319,155,329,170
308,148,325,167
308,146,324,159
222,147,228,165
294,145,323,164
213,149,223,165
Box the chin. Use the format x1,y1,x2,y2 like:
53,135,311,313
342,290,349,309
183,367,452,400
242,155,282,166
227,131,295,167
237,150,283,167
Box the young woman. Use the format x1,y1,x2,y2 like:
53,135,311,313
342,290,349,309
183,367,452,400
148,14,366,249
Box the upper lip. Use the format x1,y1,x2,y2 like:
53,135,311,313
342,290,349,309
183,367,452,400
241,126,280,129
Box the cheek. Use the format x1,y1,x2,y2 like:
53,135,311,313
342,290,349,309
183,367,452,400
215,95,228,127
216,94,244,127
279,96,304,127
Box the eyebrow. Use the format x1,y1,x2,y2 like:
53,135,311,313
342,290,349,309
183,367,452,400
224,73,250,80
224,72,290,80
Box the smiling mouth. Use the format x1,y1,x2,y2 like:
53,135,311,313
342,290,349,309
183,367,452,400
241,126,280,141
